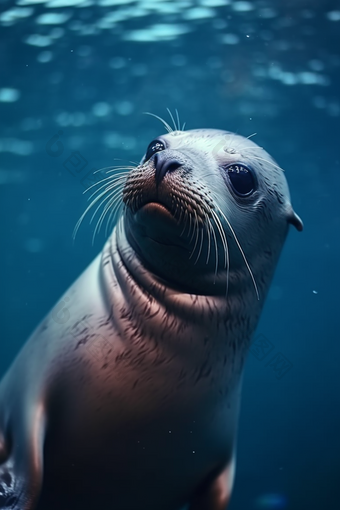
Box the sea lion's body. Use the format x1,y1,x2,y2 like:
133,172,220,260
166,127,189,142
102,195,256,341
0,129,302,510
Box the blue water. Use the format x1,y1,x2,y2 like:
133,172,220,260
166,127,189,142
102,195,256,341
0,0,339,508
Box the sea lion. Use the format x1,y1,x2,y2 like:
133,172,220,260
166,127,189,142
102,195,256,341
0,128,303,510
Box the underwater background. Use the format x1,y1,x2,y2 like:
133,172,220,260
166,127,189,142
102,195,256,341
0,0,339,508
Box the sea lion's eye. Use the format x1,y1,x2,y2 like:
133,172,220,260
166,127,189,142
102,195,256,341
225,164,256,197
144,140,166,162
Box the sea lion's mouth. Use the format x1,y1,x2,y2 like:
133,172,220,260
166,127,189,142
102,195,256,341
134,200,180,221
124,192,177,218
140,201,175,217
131,200,181,233
125,200,188,252
122,169,219,250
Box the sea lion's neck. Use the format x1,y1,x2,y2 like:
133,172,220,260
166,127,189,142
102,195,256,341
101,225,260,368
112,223,229,324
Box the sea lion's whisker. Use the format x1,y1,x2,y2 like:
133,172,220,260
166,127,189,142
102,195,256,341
188,212,197,244
191,211,199,245
85,173,128,196
215,204,259,300
231,144,264,153
206,219,212,265
104,196,124,238
180,209,189,237
211,210,228,269
175,109,181,132
167,108,178,132
103,166,136,175
93,188,124,241
73,179,125,240
211,209,230,296
189,211,200,259
247,155,284,172
187,211,193,239
208,218,219,281
175,199,184,225
194,225,205,265
96,192,118,236
143,112,173,133
74,194,107,240
90,187,124,238
87,177,126,208
107,202,124,238
93,165,135,175
89,187,118,226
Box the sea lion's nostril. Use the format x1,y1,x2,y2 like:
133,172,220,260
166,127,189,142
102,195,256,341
154,152,182,184
166,160,182,173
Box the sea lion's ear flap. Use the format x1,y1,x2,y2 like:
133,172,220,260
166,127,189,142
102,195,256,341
287,206,303,231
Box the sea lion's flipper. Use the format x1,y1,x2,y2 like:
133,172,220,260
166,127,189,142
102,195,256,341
0,403,45,510
189,457,235,510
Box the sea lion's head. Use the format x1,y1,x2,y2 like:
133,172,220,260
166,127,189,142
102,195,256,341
119,129,302,298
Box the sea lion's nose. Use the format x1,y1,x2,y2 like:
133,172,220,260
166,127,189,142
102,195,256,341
153,152,182,185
